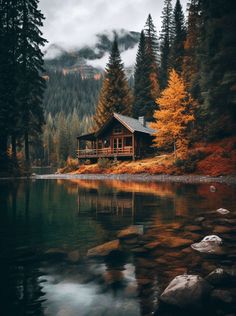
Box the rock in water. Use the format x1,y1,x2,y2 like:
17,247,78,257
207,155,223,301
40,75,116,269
160,274,212,308
206,268,230,286
210,185,216,192
191,235,223,254
118,225,143,239
216,208,230,215
87,240,120,257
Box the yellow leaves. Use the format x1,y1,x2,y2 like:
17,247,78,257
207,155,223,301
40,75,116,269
152,69,196,156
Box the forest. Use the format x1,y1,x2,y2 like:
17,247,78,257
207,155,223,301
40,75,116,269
0,0,235,175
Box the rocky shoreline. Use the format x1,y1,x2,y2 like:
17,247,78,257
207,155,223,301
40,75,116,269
32,173,236,184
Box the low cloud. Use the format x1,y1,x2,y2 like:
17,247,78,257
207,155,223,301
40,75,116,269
39,0,188,51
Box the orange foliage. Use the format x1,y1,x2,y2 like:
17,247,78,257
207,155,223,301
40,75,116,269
150,69,197,158
195,137,236,176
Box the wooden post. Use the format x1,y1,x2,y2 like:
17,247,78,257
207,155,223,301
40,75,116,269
132,134,135,161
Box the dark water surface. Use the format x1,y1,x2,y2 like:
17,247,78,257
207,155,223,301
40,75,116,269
0,179,235,316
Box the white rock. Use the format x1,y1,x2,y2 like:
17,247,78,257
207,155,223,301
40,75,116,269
216,208,230,215
202,235,222,244
210,185,216,192
191,235,223,254
160,274,212,308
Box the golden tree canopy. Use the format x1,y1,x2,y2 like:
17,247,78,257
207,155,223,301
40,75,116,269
150,69,195,155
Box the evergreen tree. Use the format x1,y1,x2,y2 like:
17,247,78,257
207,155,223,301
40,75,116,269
95,37,133,128
159,0,173,88
182,0,201,96
0,0,20,170
17,0,47,170
144,14,160,115
169,0,186,73
198,0,236,138
133,30,153,118
150,69,196,157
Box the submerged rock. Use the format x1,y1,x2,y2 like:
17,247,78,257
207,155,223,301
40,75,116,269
205,268,230,286
191,235,223,254
161,237,192,248
160,274,212,308
87,240,120,258
118,225,144,239
211,289,233,304
216,208,230,215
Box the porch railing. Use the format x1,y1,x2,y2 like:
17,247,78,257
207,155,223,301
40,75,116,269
77,146,133,158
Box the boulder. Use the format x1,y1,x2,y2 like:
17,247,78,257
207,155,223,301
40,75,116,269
144,241,161,250
216,208,230,215
160,274,212,308
161,237,192,248
87,239,120,258
205,268,230,286
211,289,233,304
191,235,223,254
118,225,143,239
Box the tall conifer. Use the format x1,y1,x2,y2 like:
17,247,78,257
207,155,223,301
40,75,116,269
182,0,201,96
144,14,160,115
133,31,153,118
95,37,133,128
159,0,173,88
169,0,186,73
17,0,47,170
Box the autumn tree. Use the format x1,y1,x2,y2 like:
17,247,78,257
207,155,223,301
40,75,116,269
95,37,133,128
144,14,160,119
133,30,153,118
159,0,173,88
150,69,196,157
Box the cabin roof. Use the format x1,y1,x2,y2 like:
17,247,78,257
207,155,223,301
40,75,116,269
113,113,155,135
77,113,155,139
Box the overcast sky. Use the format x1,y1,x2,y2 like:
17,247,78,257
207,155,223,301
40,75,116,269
39,0,188,66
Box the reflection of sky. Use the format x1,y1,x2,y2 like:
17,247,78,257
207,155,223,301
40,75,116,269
40,264,140,316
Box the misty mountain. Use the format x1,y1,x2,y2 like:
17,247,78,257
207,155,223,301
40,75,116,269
44,29,140,78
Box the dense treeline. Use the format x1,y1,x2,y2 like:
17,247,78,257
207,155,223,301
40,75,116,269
132,0,236,145
43,71,102,117
0,0,46,174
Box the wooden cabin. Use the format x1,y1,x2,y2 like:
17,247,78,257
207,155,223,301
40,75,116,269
77,113,155,161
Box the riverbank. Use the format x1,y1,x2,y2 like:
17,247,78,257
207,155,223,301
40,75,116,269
34,173,236,184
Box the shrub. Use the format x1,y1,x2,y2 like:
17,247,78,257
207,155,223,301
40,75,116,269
98,158,112,169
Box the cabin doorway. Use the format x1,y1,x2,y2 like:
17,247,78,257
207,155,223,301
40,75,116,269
113,138,122,152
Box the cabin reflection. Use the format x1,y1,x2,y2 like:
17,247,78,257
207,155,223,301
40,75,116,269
77,188,135,218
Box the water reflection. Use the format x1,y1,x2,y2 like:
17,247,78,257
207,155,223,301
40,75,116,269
0,179,235,315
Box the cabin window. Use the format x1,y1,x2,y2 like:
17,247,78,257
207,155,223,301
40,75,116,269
124,136,132,146
113,126,122,134
98,140,103,149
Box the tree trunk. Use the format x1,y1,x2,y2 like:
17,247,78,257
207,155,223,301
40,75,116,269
173,139,177,159
0,135,8,173
24,132,30,174
12,134,17,161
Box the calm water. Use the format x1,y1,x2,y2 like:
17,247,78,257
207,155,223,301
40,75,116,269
0,179,235,316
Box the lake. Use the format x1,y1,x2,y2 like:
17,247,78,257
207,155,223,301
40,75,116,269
0,179,235,316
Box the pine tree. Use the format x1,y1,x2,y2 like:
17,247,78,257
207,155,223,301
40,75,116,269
17,0,47,170
182,0,201,96
144,14,160,115
198,0,236,138
150,69,196,157
0,0,20,171
133,30,153,118
170,0,186,73
159,0,173,88
94,37,133,128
